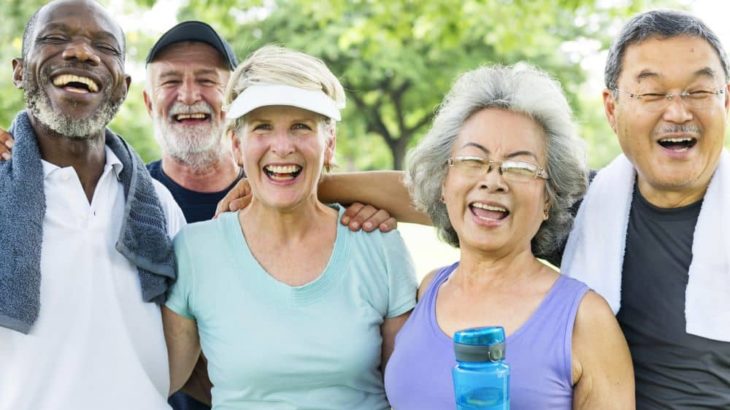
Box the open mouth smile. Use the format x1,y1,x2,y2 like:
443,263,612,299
470,202,510,221
52,74,99,93
173,113,211,123
657,137,697,151
263,164,303,181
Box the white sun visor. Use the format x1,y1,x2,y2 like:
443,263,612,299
226,84,344,121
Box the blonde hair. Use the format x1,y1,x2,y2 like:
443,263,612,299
224,45,345,134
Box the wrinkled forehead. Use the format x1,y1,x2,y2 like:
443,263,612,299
35,0,124,46
621,36,726,85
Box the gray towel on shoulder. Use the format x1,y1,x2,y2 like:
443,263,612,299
0,111,176,334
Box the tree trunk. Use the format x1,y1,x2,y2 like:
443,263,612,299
388,135,410,170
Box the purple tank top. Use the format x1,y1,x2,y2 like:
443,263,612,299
385,262,589,410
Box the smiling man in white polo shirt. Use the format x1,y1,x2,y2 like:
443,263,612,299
0,1,184,409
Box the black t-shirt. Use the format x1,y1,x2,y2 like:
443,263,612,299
147,160,243,223
617,187,730,409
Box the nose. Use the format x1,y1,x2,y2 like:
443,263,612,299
662,96,693,123
177,77,201,105
270,129,295,157
479,162,508,192
61,40,101,65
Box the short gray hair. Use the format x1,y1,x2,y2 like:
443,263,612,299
407,65,587,256
605,10,729,91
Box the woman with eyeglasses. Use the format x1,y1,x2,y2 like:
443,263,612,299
379,65,634,409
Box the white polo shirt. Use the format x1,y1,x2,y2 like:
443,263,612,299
0,148,185,410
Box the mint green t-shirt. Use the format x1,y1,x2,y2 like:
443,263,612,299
166,206,417,410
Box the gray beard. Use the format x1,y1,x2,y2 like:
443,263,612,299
153,118,227,173
23,70,123,139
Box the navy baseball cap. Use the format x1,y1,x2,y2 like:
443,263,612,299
145,21,238,70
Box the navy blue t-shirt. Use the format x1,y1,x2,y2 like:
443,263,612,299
147,160,243,223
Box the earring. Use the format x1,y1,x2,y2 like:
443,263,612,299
543,207,550,220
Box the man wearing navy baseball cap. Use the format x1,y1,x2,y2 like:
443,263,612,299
144,21,243,226
144,21,241,410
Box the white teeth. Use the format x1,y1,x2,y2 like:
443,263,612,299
52,74,98,92
265,165,301,174
660,137,692,143
175,113,208,120
472,203,507,212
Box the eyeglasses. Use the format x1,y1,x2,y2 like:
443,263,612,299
447,156,548,182
611,87,726,112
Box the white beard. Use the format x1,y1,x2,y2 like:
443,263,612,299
153,102,227,172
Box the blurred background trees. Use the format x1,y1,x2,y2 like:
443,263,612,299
1,0,690,169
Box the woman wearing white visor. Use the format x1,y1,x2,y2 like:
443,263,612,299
162,45,417,409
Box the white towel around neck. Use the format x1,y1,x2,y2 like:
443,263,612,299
562,150,730,342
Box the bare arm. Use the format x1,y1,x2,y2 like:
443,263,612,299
572,291,635,410
162,306,203,396
178,356,212,405
215,171,431,229
319,171,431,225
380,311,411,371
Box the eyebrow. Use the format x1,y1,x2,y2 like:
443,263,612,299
461,142,540,161
158,68,221,78
636,67,719,83
39,23,121,47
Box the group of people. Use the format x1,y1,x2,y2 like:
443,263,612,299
0,0,728,409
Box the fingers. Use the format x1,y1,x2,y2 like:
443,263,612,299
0,130,13,161
341,203,397,232
340,202,365,229
377,217,398,233
362,210,396,232
228,197,251,212
342,202,373,231
214,178,251,218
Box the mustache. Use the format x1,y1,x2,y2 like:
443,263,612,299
42,62,103,78
654,124,702,135
168,101,213,117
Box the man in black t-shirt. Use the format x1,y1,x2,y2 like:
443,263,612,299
562,10,730,409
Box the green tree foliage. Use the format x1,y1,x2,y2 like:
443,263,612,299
2,0,696,168
0,0,47,129
179,0,664,169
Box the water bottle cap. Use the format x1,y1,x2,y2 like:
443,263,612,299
453,326,505,346
453,326,506,362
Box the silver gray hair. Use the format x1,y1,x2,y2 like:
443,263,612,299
605,10,729,92
407,64,587,256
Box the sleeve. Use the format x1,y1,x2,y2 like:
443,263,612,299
382,230,418,318
165,229,196,319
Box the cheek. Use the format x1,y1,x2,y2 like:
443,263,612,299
205,90,225,112
155,91,176,114
442,174,469,210
241,136,266,161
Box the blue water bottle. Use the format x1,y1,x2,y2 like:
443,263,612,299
452,326,510,410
